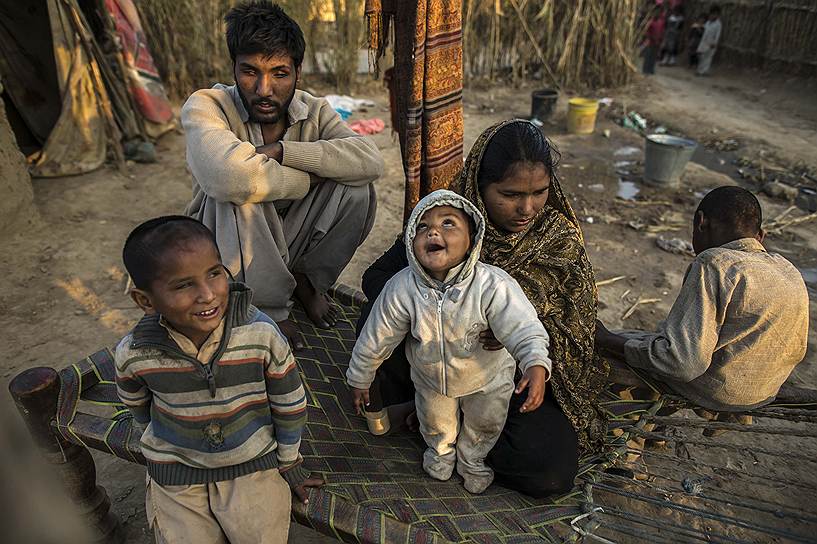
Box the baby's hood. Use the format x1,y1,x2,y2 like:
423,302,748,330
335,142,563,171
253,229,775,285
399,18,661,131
404,189,486,289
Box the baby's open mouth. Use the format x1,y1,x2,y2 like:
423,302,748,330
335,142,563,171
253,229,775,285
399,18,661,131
195,307,219,318
426,243,445,253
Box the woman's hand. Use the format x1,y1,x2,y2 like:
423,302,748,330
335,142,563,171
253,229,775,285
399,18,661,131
594,320,627,359
516,366,548,413
479,328,504,351
351,387,370,415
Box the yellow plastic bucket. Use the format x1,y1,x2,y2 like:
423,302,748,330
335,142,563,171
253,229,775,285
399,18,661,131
566,98,599,135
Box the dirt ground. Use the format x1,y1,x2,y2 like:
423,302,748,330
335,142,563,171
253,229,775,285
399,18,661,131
2,63,816,542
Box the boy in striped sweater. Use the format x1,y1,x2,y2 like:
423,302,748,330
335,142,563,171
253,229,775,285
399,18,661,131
115,216,322,544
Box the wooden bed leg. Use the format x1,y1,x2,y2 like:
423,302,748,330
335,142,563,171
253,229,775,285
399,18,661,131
9,367,123,544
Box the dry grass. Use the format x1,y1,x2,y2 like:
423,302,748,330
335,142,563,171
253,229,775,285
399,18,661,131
138,1,817,95
136,0,366,100
137,0,234,100
462,0,642,89
137,0,646,98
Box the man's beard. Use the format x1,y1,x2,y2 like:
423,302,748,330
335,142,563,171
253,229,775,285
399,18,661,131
239,85,297,124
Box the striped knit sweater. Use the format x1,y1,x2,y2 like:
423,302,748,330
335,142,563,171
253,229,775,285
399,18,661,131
115,283,307,485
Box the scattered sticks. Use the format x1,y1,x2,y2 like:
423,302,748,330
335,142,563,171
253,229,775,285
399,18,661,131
622,297,661,320
764,211,817,235
595,275,627,288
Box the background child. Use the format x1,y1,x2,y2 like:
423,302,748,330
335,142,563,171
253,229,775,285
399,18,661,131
346,190,551,494
115,216,322,543
642,5,666,75
696,6,722,76
687,14,706,68
660,5,684,66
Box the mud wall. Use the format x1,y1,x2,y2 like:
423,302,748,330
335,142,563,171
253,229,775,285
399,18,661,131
0,94,36,234
687,0,817,76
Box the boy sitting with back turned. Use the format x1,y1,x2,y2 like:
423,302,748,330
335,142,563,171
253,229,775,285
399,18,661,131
347,190,552,494
596,186,809,413
115,216,322,544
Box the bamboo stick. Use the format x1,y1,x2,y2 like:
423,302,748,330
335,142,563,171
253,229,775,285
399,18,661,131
622,297,661,320
596,275,627,288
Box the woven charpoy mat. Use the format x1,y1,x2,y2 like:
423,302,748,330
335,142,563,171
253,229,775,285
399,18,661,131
53,286,656,544
288,286,598,544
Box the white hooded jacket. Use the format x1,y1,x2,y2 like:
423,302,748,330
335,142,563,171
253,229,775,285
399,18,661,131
347,190,552,397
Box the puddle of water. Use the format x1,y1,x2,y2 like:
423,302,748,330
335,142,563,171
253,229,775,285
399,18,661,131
800,268,817,285
614,146,641,157
691,146,741,183
617,179,640,200
800,268,817,296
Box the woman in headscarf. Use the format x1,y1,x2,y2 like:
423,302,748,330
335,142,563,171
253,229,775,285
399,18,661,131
356,119,609,497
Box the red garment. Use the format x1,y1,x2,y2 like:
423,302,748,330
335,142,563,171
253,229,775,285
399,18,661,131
104,0,173,125
646,16,666,47
348,118,386,136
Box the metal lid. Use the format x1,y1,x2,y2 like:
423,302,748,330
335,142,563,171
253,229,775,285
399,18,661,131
646,134,697,148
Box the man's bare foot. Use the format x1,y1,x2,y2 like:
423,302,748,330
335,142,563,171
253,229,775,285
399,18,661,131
293,273,340,329
276,319,304,350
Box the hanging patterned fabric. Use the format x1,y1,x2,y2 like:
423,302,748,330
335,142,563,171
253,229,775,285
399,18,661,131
366,0,464,219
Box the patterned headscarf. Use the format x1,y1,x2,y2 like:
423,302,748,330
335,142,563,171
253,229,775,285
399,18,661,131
452,119,609,454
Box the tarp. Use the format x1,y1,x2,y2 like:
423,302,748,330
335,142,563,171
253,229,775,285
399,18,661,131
0,0,109,177
0,1,61,146
0,0,174,178
104,0,173,139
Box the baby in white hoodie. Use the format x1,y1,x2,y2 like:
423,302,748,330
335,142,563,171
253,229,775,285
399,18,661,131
347,190,551,494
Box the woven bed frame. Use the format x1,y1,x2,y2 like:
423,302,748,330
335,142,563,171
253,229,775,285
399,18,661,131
15,286,817,543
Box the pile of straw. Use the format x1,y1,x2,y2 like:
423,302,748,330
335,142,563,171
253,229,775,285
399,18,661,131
462,0,642,89
136,0,366,100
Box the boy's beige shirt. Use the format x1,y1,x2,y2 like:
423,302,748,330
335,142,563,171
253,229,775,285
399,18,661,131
159,317,225,364
624,238,809,410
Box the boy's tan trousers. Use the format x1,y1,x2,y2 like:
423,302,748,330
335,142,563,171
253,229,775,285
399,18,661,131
146,468,291,544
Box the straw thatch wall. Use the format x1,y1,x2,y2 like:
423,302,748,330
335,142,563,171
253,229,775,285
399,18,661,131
137,0,642,99
135,0,365,100
135,1,232,100
686,0,817,76
462,0,642,89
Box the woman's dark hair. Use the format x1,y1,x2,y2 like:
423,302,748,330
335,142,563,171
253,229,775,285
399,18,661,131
477,121,561,190
224,1,306,67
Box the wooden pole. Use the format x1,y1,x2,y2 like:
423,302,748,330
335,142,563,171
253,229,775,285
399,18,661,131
9,367,123,544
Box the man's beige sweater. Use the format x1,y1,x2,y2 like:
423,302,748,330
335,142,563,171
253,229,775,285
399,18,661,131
181,85,383,313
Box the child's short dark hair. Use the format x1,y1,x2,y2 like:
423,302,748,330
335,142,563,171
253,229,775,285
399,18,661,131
709,6,721,15
224,0,306,67
123,216,220,290
697,186,762,235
